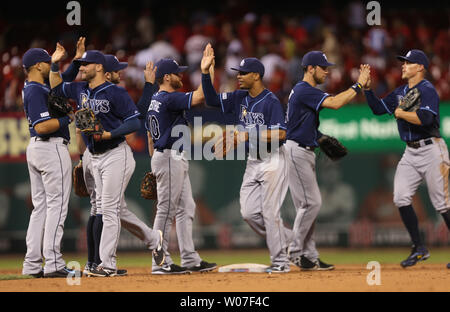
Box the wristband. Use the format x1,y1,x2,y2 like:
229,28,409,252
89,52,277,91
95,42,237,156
351,83,362,94
51,63,59,72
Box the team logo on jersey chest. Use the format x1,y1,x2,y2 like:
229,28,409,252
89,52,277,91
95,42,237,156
80,93,110,113
240,105,264,128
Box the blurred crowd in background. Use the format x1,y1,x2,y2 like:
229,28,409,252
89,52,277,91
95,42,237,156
0,0,449,113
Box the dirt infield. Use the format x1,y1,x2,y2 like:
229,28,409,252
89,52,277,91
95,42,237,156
1,264,449,292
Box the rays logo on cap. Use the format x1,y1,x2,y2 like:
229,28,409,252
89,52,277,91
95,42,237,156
240,59,245,66
406,51,411,57
114,56,119,62
82,52,87,58
173,60,179,66
323,53,328,61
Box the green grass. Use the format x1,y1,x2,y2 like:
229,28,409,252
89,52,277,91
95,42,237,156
0,248,448,280
0,274,34,280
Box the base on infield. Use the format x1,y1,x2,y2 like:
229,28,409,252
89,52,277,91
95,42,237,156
218,263,269,273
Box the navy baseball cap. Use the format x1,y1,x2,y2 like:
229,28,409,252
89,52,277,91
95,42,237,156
104,54,128,72
74,50,106,66
155,58,188,79
22,48,51,69
301,51,335,67
396,49,429,70
230,57,265,77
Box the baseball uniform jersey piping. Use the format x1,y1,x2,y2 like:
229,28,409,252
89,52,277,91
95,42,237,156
93,84,114,99
419,107,437,115
123,113,141,122
52,143,65,273
380,99,392,114
187,92,192,110
219,94,225,113
246,92,271,112
316,94,330,111
32,117,52,127
24,82,50,93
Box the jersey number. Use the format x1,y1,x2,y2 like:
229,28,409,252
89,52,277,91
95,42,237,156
149,115,160,140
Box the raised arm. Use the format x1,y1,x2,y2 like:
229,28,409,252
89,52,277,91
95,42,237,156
49,42,67,89
137,61,158,118
321,64,370,110
191,43,215,106
61,37,85,82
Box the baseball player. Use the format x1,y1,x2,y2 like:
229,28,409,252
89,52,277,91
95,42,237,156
21,48,77,278
201,55,294,273
80,54,165,276
363,50,450,268
21,38,88,278
49,45,164,277
146,44,217,274
286,51,370,270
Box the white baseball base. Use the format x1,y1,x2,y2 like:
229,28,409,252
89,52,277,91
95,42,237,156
218,263,269,273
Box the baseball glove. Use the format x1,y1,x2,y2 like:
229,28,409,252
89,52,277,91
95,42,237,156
47,91,72,118
75,108,103,138
213,130,247,159
398,87,421,112
318,134,348,161
140,171,157,200
72,161,89,197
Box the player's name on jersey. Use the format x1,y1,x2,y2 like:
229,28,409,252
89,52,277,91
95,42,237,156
148,100,161,113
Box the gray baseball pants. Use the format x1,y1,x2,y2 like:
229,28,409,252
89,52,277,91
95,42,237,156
151,149,202,270
285,140,321,261
240,146,291,267
394,137,450,213
83,148,160,250
22,137,71,275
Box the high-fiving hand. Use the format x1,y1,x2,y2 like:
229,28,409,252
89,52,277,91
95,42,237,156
74,37,86,60
144,61,157,84
201,43,215,74
51,42,66,64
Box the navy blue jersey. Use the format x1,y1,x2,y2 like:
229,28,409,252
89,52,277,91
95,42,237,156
286,81,330,146
52,81,140,152
217,88,286,155
23,81,70,141
365,79,440,141
218,88,286,132
145,90,192,151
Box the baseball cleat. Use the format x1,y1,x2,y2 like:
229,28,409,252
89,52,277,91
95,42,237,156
89,266,119,277
187,261,217,273
83,263,93,276
265,264,291,273
152,230,165,266
44,267,80,278
27,270,44,278
316,259,335,271
151,264,190,275
115,269,128,276
298,256,318,270
400,245,430,268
